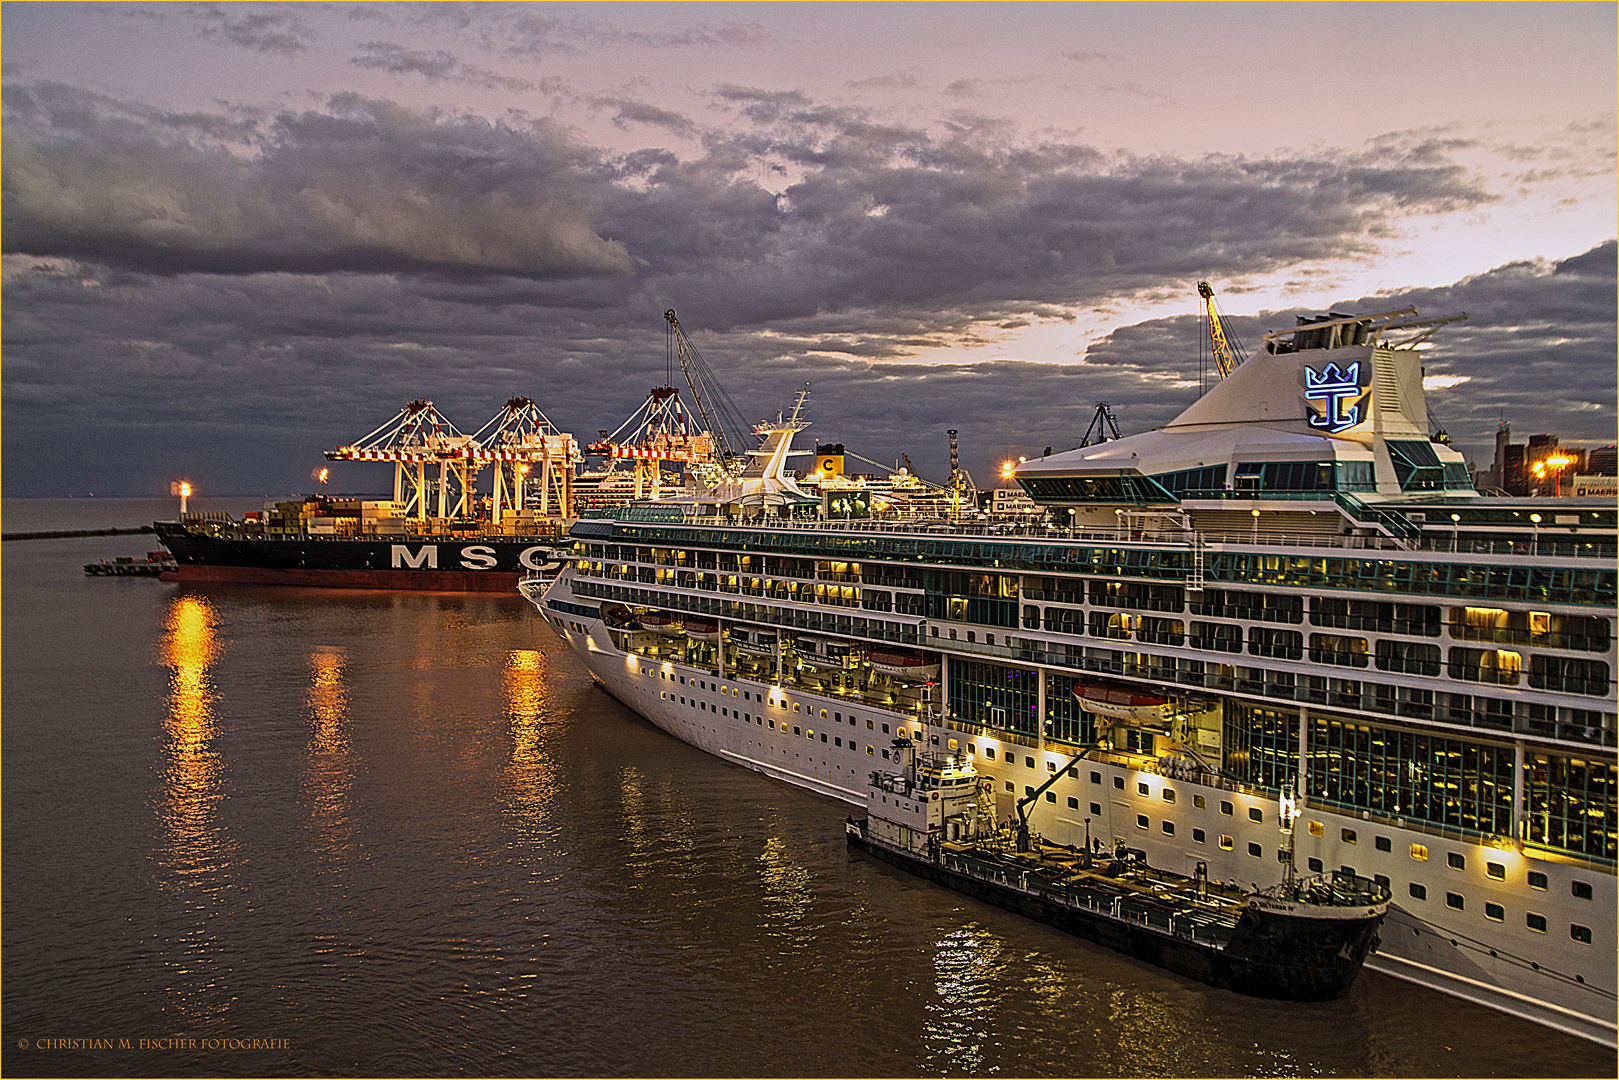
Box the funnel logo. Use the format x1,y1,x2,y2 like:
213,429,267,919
1304,361,1370,433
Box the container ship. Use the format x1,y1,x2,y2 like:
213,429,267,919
157,397,574,590
526,297,1617,1045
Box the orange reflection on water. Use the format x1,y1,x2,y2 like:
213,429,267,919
157,595,226,873
308,648,349,754
504,649,557,839
306,647,354,853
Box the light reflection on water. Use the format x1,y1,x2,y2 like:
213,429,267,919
922,927,1007,1075
158,595,225,871
155,594,236,1024
305,647,353,858
502,648,557,843
757,834,815,936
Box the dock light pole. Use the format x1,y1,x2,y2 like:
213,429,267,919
1530,513,1541,554
1251,507,1260,544
1450,513,1461,552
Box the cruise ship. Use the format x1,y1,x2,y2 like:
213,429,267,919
526,305,1616,1045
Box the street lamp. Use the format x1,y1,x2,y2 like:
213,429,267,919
1251,507,1261,543
171,480,192,516
1530,512,1541,554
1450,512,1461,552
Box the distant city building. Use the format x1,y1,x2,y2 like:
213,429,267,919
1481,423,1603,497
1587,444,1618,476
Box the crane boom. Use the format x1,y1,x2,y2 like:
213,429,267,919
664,309,747,474
1197,281,1246,379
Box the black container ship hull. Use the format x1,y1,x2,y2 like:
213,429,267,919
848,823,1383,1001
154,521,564,592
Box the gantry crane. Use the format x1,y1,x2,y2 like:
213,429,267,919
467,397,580,522
327,399,479,521
328,398,579,524
586,386,721,497
1197,281,1248,380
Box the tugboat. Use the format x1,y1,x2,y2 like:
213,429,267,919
847,735,1389,1001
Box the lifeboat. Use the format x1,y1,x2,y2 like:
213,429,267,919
685,620,721,643
867,649,940,681
1071,680,1174,724
639,612,685,636
732,628,779,656
794,636,855,670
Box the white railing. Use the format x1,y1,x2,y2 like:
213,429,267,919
605,513,1615,561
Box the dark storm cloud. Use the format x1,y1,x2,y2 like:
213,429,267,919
2,84,631,277
6,82,1498,307
0,85,1603,496
7,242,1610,498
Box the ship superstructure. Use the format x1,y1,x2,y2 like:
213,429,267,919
528,304,1616,1045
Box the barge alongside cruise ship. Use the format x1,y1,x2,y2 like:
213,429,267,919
527,303,1617,1044
849,737,1389,1000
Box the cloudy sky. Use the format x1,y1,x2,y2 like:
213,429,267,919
3,1,1614,497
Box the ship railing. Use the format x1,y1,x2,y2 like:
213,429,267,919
611,514,1419,554
606,507,1614,559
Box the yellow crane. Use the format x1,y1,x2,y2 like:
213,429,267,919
1197,281,1247,379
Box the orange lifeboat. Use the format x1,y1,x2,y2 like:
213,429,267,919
1071,680,1174,724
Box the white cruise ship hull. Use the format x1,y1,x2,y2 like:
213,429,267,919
535,567,1615,1047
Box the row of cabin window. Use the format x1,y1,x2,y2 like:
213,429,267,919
596,532,1619,609
969,742,1599,901
605,528,1618,607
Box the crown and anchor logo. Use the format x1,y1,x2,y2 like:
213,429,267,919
1303,361,1369,433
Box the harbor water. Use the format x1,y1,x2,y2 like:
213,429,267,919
3,499,1612,1077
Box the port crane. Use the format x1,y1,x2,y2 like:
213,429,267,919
1197,281,1248,380
327,399,480,521
664,309,752,477
587,386,722,498
328,398,579,523
467,397,580,522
